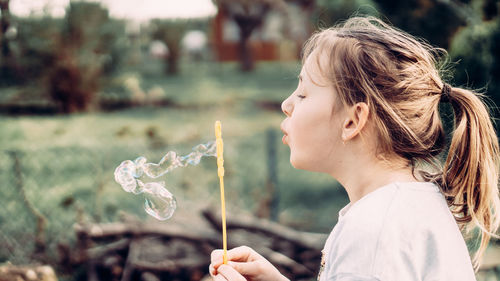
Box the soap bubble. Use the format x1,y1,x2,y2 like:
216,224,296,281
143,182,176,221
114,141,216,220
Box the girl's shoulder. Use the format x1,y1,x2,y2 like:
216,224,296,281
334,181,457,248
324,181,475,280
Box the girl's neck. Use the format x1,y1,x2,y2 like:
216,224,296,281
332,155,419,203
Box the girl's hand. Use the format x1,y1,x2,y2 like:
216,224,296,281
209,246,290,281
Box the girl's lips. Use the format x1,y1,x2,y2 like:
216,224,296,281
280,121,288,145
282,134,288,145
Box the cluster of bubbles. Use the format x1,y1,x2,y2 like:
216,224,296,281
114,141,216,220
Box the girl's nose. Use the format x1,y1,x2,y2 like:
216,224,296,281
281,96,293,116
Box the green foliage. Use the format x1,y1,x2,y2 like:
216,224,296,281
1,2,129,112
4,16,61,85
449,18,500,125
372,0,466,48
449,21,496,89
312,0,466,49
314,0,379,27
47,2,128,113
61,1,128,75
490,19,500,101
104,58,300,108
482,0,499,20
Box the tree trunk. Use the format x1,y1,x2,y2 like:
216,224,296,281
166,49,179,75
234,13,262,72
0,0,11,58
0,0,13,84
164,40,180,75
238,30,254,71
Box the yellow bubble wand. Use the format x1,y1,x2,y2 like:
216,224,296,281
215,121,228,264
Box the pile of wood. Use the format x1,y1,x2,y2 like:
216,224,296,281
72,207,328,281
0,264,58,281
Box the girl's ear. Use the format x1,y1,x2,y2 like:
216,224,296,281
341,102,369,142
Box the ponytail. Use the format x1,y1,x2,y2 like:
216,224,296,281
441,85,500,269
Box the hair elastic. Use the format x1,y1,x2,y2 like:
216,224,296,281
440,83,452,103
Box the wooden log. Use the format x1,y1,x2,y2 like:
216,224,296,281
121,239,141,281
202,207,327,250
73,206,327,280
86,238,131,260
74,221,219,245
132,257,207,272
225,229,314,276
140,272,160,281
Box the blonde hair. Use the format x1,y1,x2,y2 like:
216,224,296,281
302,16,500,269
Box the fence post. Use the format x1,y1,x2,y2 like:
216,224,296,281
8,150,47,257
266,129,279,221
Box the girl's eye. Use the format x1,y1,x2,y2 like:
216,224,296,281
297,94,306,99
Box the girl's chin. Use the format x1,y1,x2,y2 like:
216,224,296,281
289,155,301,169
290,154,330,173
290,156,313,171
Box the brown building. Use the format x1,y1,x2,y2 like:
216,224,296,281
212,1,313,62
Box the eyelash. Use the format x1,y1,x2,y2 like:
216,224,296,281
297,94,306,99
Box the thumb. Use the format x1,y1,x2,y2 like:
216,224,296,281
227,261,259,276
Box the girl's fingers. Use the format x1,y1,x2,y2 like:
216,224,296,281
212,273,227,281
217,264,246,281
211,246,255,268
226,246,255,262
211,250,224,264
209,264,217,277
227,261,258,276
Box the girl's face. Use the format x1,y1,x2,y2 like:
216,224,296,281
280,55,345,173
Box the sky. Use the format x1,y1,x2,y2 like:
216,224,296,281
9,0,218,21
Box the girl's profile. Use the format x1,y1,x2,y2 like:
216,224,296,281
209,15,500,281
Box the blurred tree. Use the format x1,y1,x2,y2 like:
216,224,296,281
449,21,494,90
440,0,500,130
0,0,14,84
62,1,127,75
213,0,288,71
48,1,127,113
313,0,379,28
12,17,61,83
449,16,500,124
482,0,499,20
150,19,189,75
489,17,500,107
2,2,127,112
0,0,10,57
371,0,467,48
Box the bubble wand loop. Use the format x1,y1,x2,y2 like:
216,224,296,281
215,121,228,265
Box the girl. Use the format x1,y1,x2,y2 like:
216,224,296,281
210,16,500,281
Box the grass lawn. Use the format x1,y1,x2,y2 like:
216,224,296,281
0,61,347,270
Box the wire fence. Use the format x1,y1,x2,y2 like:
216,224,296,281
0,130,292,267
1,146,119,264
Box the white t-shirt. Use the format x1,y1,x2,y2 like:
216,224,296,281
318,181,476,281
